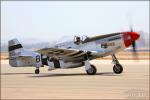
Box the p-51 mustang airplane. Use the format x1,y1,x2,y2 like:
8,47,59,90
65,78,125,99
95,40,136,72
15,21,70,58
8,31,140,75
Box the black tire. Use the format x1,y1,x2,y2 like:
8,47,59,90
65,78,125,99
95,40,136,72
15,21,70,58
113,64,123,74
35,69,40,74
86,65,97,75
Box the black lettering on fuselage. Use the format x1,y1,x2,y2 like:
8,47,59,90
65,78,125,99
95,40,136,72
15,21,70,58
36,55,41,63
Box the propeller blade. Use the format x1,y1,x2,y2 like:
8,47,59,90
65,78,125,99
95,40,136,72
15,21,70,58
130,25,133,32
132,41,136,52
131,41,139,60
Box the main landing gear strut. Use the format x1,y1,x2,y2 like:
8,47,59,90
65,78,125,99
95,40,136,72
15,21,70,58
84,54,123,75
111,54,123,74
84,51,97,75
84,60,97,75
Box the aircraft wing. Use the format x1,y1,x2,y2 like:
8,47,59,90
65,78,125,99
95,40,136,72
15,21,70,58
36,48,99,62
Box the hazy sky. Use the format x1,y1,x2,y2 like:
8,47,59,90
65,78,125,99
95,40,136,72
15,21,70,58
1,1,149,44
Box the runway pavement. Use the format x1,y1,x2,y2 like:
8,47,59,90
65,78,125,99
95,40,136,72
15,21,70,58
1,60,149,99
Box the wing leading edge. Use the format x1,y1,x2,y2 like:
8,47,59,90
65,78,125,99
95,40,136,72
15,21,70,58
36,48,99,62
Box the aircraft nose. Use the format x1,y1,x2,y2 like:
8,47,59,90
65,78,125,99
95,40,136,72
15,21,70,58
130,32,140,41
123,32,140,47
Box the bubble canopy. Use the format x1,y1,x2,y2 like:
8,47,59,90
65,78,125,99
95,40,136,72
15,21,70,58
56,35,89,44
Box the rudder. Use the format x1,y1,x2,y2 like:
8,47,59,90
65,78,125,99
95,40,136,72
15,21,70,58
8,39,23,67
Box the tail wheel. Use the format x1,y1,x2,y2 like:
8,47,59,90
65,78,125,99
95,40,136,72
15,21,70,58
86,65,97,75
113,64,123,74
35,69,40,74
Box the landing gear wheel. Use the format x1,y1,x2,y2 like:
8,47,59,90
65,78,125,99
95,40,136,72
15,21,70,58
35,69,40,74
113,64,123,74
86,65,97,75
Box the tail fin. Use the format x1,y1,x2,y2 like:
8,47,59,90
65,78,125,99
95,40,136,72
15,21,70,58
8,39,23,52
8,39,23,67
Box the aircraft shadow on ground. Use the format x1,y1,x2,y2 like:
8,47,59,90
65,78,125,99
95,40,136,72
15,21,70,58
1,72,119,77
29,72,118,78
1,73,34,75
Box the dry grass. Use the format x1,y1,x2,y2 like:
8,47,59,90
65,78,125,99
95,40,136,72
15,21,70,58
0,52,8,60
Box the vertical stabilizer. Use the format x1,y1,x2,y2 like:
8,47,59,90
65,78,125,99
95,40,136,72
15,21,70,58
8,39,23,66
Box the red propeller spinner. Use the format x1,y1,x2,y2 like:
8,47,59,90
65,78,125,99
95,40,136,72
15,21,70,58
123,32,140,48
